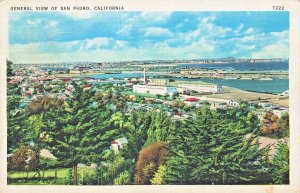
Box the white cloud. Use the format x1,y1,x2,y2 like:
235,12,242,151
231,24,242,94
197,16,232,37
114,40,127,49
237,23,244,31
270,30,288,38
251,44,289,59
27,19,41,26
200,16,216,24
236,44,256,50
9,35,217,63
269,30,289,44
144,27,173,37
49,21,58,26
117,24,133,36
183,29,201,42
230,33,265,43
117,12,171,36
234,23,244,34
244,28,255,35
85,37,111,49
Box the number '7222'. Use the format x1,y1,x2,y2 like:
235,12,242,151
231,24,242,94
273,6,284,10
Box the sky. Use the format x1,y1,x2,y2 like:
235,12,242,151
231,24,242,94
9,11,289,63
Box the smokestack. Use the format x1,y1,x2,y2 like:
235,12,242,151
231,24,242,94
144,67,147,83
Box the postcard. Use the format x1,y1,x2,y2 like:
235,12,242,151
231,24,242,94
1,0,300,193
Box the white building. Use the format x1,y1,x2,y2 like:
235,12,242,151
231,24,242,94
111,137,128,154
253,110,267,121
184,97,200,106
148,79,170,86
133,84,177,96
273,109,289,118
228,100,240,107
281,90,289,96
258,102,274,109
177,84,223,93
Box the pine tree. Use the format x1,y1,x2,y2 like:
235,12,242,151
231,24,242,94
145,111,175,147
278,113,289,138
7,59,14,76
165,107,270,184
46,83,119,184
114,170,130,185
121,110,151,161
269,141,289,184
7,96,27,153
150,165,167,185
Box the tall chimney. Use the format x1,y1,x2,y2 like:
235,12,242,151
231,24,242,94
144,67,147,83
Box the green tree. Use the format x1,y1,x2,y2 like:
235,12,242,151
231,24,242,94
164,151,189,184
47,83,119,184
7,59,14,76
165,108,270,184
114,170,131,185
121,111,151,162
150,164,167,185
278,113,289,138
95,153,129,185
144,111,175,146
269,141,289,184
7,95,28,153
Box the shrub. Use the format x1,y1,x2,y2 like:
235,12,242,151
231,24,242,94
135,142,168,184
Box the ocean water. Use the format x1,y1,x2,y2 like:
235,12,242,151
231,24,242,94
82,73,159,80
84,73,288,94
176,77,288,94
177,62,289,71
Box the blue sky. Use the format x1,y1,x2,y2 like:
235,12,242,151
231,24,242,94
9,11,289,63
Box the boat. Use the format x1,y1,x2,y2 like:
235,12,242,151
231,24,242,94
224,77,238,80
104,71,122,74
257,78,273,81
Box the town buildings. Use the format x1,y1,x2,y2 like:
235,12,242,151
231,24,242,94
177,84,223,94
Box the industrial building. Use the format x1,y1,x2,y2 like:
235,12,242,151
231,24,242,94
148,79,170,86
133,84,177,96
177,84,223,94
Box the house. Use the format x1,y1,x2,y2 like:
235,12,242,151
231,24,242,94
83,84,92,91
253,110,267,121
228,100,240,107
210,102,227,110
184,97,200,106
258,102,274,109
273,109,288,118
174,112,183,119
111,137,128,154
61,78,72,83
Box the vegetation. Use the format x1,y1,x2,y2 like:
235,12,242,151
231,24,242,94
135,142,168,184
269,141,289,184
165,107,271,184
7,73,289,185
261,111,289,138
7,59,14,76
27,96,64,115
